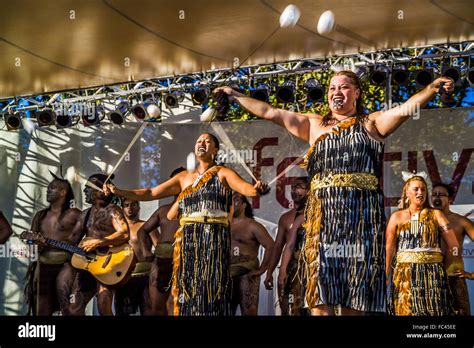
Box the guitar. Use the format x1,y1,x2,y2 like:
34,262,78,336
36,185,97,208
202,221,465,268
20,231,136,286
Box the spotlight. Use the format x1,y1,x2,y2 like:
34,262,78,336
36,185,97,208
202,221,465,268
191,87,209,105
164,91,184,109
304,78,324,102
107,101,129,126
442,66,461,85
35,108,56,127
4,112,23,131
81,103,100,127
370,69,387,86
392,69,409,85
251,84,271,102
467,68,474,87
276,81,295,103
413,69,433,88
55,115,73,128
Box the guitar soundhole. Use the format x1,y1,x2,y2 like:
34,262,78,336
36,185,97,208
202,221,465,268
116,271,122,277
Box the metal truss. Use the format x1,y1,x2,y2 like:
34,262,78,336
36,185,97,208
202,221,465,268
1,41,473,116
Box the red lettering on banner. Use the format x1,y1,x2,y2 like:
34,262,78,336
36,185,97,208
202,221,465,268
252,138,278,208
276,157,306,208
423,148,473,203
383,152,402,206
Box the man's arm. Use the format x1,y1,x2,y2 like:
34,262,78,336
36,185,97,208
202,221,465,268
82,207,130,252
264,213,289,290
277,214,303,289
0,211,13,244
461,216,474,241
248,221,275,277
137,208,161,262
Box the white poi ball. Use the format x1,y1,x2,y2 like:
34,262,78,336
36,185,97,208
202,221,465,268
186,152,196,172
146,104,161,118
317,10,335,34
66,166,77,184
200,107,217,122
279,4,300,28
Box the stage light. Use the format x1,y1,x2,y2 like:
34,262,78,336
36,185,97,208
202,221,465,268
81,104,100,127
442,66,461,85
35,108,56,127
250,84,271,102
413,69,433,88
107,101,129,126
4,112,23,131
191,87,209,105
131,94,161,121
164,91,184,109
392,69,409,85
276,81,295,103
467,68,474,87
55,115,73,128
304,78,324,102
370,69,387,86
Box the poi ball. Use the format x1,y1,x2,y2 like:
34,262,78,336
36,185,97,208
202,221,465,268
146,104,161,118
317,10,335,34
186,152,196,172
23,118,36,135
66,166,77,184
200,107,217,123
279,4,300,28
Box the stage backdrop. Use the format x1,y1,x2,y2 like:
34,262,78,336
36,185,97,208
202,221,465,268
0,107,473,315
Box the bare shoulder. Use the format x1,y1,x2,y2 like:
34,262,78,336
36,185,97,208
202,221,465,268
278,209,294,225
65,208,82,218
107,203,124,217
389,210,404,223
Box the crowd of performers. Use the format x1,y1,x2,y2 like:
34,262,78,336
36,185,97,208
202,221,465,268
1,70,473,316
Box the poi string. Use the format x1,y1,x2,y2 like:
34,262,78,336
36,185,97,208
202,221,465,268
267,154,306,186
105,122,147,183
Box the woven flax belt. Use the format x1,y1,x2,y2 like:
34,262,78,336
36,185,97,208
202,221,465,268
396,251,443,264
311,172,378,191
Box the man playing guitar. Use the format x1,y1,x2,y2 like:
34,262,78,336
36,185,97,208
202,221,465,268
67,173,130,315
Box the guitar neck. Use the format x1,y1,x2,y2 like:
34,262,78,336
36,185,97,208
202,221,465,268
45,238,87,257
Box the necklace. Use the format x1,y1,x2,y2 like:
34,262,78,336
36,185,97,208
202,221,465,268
192,165,214,187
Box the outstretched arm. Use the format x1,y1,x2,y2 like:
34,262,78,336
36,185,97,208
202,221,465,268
220,167,267,197
214,87,314,142
105,172,184,201
368,77,454,138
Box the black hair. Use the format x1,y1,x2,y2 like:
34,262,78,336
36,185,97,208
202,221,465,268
433,182,454,197
202,133,220,150
236,194,254,218
170,167,186,178
87,173,116,205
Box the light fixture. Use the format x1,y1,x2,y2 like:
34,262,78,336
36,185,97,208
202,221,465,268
392,69,409,85
131,94,161,121
250,84,271,102
191,87,209,105
5,112,23,131
107,101,129,126
304,78,324,102
370,68,387,86
163,91,184,109
35,108,56,127
81,103,100,127
413,69,433,88
467,67,474,87
442,66,461,85
276,81,295,103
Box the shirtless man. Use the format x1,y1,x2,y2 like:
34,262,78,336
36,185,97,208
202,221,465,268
264,177,308,315
68,174,130,316
136,167,185,315
24,176,81,315
230,193,274,315
432,183,474,315
114,198,154,315
0,211,13,244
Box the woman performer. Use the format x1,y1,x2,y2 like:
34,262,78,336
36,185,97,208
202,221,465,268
215,72,454,315
105,133,268,315
385,173,460,315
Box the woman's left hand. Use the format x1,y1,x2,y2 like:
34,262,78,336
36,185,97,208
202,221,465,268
430,77,454,94
453,269,474,280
